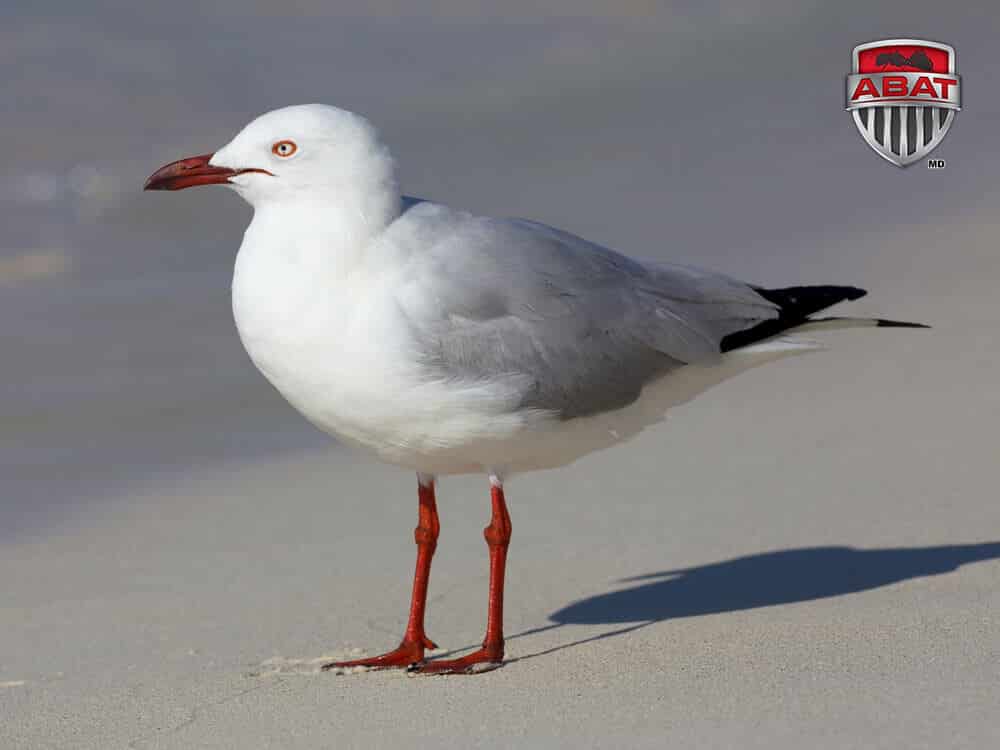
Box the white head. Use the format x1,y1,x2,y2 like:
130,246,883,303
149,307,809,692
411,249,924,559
144,104,399,210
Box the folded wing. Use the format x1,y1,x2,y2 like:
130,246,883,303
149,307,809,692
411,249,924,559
394,204,779,419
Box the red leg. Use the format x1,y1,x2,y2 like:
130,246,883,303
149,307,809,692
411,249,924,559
323,476,440,671
412,480,511,674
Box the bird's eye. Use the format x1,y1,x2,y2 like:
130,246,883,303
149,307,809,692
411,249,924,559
271,140,297,158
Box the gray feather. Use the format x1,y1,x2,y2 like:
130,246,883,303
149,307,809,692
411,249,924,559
390,203,779,419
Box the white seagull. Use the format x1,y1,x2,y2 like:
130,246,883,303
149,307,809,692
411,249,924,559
145,104,925,674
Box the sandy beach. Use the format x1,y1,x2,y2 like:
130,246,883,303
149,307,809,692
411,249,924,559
5,213,1000,746
3,3,999,747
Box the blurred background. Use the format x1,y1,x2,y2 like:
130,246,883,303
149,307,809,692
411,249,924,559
2,2,998,539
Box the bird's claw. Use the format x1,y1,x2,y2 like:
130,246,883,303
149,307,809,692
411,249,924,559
321,637,436,672
405,646,504,675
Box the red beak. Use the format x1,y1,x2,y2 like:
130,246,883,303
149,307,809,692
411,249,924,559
143,154,272,191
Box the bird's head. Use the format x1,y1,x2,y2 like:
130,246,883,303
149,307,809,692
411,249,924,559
144,104,396,208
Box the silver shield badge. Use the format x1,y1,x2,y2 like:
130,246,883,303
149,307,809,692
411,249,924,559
845,39,961,167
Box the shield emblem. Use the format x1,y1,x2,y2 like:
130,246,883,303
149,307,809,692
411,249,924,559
845,39,961,167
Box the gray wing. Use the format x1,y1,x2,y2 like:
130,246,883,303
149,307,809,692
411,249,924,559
392,203,779,419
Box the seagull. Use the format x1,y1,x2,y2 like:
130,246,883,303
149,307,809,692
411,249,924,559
144,104,926,674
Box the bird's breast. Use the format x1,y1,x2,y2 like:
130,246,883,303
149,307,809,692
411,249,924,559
227,228,566,472
230,237,432,456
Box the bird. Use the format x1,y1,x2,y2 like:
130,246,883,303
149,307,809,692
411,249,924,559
144,104,926,674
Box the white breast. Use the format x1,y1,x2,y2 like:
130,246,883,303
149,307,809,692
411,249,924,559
230,219,543,473
232,224,395,446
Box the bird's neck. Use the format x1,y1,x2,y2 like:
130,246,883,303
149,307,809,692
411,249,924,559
231,179,402,375
244,183,401,278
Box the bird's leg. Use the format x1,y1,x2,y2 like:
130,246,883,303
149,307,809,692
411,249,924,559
323,475,440,671
411,477,511,674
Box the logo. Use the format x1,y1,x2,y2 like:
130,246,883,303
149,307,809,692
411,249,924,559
845,39,961,167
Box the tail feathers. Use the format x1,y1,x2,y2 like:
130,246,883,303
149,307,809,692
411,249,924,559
793,316,930,333
875,318,931,329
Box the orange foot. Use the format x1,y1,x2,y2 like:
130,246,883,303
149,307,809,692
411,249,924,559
322,635,437,671
407,644,504,675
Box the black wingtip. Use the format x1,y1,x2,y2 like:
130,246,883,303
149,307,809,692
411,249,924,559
753,285,868,317
876,319,931,329
842,286,868,301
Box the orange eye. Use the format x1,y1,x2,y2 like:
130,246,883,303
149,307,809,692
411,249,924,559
272,140,297,157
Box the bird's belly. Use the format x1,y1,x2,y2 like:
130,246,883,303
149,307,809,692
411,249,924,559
232,309,410,456
242,350,532,473
231,280,531,471
235,334,810,475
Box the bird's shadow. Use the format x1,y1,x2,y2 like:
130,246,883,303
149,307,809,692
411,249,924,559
502,542,1000,662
